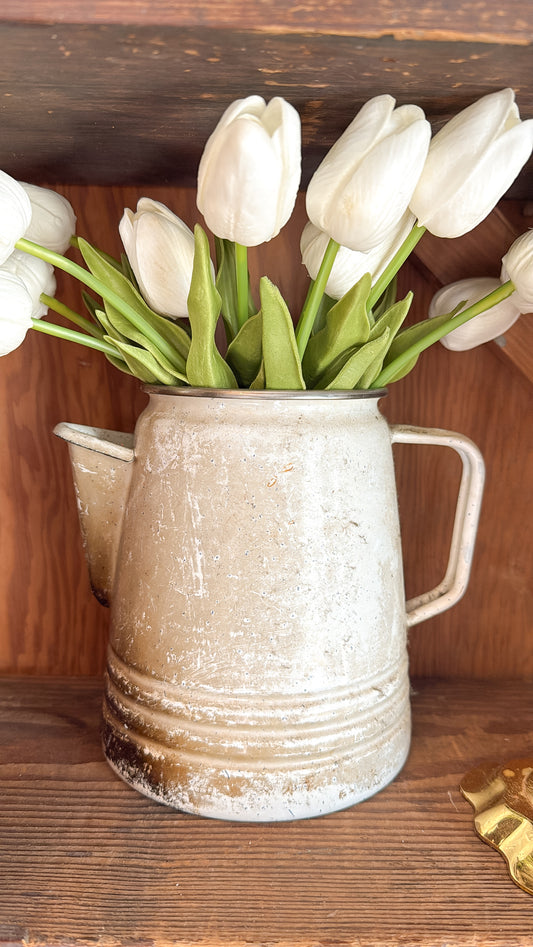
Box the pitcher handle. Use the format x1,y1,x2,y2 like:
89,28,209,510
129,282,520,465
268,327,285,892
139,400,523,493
390,425,485,628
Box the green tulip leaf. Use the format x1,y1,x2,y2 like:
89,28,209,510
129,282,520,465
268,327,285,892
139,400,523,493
317,328,390,390
260,277,305,390
120,251,138,287
311,292,336,335
377,352,420,385
226,311,263,387
78,237,190,373
368,293,412,344
97,308,188,381
302,273,372,388
82,290,102,323
249,360,266,390
104,351,135,377
383,309,459,367
94,308,129,344
369,274,398,324
104,337,186,386
372,303,466,387
360,292,414,384
186,225,238,389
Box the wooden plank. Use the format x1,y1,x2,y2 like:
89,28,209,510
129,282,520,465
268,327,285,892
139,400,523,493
1,676,532,946
1,0,532,44
0,23,532,194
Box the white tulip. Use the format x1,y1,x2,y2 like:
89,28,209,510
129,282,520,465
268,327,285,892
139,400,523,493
197,95,301,246
429,276,520,350
20,183,77,253
410,88,533,238
0,271,34,355
1,250,56,319
305,95,430,253
301,211,416,299
120,198,199,319
0,170,32,265
501,229,533,313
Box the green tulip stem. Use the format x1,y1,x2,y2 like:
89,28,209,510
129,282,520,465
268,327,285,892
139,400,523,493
368,223,426,312
31,317,124,360
40,293,105,340
295,237,340,358
16,237,178,366
235,242,249,330
372,280,516,388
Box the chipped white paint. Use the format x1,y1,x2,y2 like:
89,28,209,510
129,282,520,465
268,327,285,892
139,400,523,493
55,389,484,821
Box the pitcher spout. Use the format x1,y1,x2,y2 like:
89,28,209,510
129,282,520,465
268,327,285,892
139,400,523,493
54,423,134,606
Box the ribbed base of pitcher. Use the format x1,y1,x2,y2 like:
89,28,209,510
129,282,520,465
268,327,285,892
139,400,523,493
103,723,410,821
102,651,411,821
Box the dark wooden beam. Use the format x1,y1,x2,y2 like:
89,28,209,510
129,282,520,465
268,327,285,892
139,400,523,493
2,0,533,45
1,23,532,192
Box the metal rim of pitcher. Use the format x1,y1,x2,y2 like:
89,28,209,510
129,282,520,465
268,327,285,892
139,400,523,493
144,385,388,400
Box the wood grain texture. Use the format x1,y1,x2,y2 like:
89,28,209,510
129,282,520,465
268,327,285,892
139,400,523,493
0,187,532,679
1,0,532,44
1,676,532,946
1,22,532,195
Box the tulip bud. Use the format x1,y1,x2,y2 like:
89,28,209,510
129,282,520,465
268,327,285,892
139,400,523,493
197,95,301,246
1,250,56,319
410,88,533,238
501,230,533,313
20,183,76,253
120,198,199,320
0,271,34,355
306,95,430,253
0,170,32,265
429,276,520,350
301,211,416,299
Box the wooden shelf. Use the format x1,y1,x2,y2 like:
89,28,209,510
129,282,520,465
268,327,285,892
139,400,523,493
1,676,532,946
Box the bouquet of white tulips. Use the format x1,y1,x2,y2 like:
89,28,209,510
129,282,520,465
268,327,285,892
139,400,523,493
1,88,532,390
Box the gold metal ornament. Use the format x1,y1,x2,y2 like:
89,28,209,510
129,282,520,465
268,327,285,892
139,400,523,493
460,758,533,896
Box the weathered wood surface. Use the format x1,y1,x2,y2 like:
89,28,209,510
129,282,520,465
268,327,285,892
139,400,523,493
2,0,532,44
0,187,532,679
1,676,532,946
0,21,532,193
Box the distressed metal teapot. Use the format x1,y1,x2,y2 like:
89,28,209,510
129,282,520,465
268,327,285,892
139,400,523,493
55,386,484,821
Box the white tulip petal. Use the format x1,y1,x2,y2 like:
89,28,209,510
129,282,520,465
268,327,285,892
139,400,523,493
118,209,137,266
2,250,56,319
0,170,32,264
120,199,201,319
134,213,195,318
429,276,521,350
0,271,34,355
501,229,533,311
328,120,429,250
410,88,533,237
307,95,429,252
301,211,416,299
199,118,282,244
306,96,397,228
425,89,517,169
268,98,302,229
21,183,76,253
414,120,533,237
198,95,301,245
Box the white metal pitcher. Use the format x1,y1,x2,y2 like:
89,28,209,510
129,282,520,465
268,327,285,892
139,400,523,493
55,387,484,821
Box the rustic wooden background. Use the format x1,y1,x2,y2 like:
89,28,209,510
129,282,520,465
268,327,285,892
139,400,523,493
0,0,532,679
